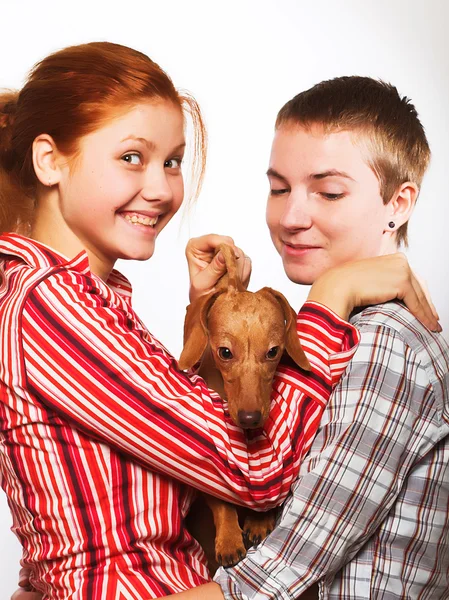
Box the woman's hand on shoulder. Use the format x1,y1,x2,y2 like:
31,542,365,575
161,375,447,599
10,567,41,600
11,591,41,600
307,253,441,332
186,234,251,302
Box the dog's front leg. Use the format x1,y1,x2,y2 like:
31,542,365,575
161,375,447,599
242,507,278,547
205,494,246,567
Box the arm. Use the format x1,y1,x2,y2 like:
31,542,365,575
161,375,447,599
214,324,442,598
163,583,224,599
187,239,440,333
20,269,358,509
10,583,225,600
307,252,440,332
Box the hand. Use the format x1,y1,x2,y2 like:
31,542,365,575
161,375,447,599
186,234,252,302
11,590,41,600
10,567,42,600
307,253,441,332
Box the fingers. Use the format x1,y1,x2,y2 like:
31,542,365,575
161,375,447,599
413,271,440,321
18,567,32,588
185,234,236,281
185,234,235,260
10,567,41,600
188,253,227,302
187,234,252,301
408,273,442,332
383,253,441,332
394,261,441,332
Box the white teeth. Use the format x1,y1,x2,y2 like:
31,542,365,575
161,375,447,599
123,214,158,227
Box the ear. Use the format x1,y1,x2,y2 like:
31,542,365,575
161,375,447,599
32,134,63,188
178,292,220,370
384,181,419,232
216,243,245,292
258,287,311,371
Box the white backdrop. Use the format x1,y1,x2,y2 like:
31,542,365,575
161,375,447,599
1,0,448,595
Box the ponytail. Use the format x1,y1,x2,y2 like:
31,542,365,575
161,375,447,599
0,91,33,234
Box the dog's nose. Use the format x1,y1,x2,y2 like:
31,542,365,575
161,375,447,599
238,410,262,428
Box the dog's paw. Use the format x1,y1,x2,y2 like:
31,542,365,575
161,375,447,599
243,511,276,548
215,533,247,567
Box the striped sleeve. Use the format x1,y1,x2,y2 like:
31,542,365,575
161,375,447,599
19,270,359,509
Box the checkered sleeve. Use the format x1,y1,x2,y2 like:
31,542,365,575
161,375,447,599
215,323,443,599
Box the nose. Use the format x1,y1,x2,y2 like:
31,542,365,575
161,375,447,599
141,165,173,204
280,192,313,231
237,410,262,429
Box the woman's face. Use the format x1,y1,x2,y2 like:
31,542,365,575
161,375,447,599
266,124,397,285
54,101,185,278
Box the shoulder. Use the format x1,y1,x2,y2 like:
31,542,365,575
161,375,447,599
0,260,117,320
350,301,449,359
350,301,449,407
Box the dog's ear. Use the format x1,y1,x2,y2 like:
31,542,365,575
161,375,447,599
178,292,221,371
258,287,311,371
216,243,245,293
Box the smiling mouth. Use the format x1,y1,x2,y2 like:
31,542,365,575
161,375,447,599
122,213,159,227
284,242,319,250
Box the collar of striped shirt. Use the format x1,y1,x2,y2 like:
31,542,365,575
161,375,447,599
0,232,133,299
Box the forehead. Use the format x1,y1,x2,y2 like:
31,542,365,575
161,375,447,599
82,101,185,147
208,293,285,336
269,124,374,180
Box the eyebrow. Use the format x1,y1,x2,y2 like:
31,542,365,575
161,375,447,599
266,168,289,184
267,167,354,182
309,169,354,181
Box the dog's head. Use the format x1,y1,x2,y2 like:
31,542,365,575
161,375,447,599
178,245,310,428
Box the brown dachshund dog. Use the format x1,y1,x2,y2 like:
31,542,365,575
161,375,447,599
179,244,311,571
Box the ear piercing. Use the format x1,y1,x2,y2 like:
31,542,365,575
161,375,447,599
48,179,52,187
388,221,395,229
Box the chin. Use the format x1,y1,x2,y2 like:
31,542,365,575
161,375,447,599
118,244,156,262
283,262,322,286
286,272,315,286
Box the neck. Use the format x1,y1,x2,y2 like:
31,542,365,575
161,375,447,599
31,197,113,281
379,233,400,256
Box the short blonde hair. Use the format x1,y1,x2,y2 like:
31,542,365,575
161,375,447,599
276,76,431,247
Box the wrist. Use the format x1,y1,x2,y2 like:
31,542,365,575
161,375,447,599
307,270,354,320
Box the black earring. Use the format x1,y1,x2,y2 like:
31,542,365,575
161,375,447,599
388,221,395,229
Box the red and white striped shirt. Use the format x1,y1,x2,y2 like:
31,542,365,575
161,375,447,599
0,233,359,599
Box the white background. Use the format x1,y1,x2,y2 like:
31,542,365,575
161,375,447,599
1,0,448,595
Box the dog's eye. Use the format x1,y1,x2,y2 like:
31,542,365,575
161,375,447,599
218,347,233,360
266,346,280,359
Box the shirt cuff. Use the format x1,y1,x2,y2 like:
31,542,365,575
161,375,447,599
299,301,360,350
298,301,360,387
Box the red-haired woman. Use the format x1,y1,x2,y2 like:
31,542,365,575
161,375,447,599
0,42,437,599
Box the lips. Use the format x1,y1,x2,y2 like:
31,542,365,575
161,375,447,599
283,242,320,250
282,241,321,257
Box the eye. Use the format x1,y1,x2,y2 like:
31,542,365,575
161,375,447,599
165,157,183,169
266,346,280,359
218,347,233,360
320,192,345,201
122,153,142,166
270,188,289,196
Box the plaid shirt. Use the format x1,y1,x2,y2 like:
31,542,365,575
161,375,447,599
216,302,449,599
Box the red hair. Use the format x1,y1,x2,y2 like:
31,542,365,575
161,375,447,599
0,41,207,233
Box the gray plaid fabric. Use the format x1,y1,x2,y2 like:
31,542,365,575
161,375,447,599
215,302,449,599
